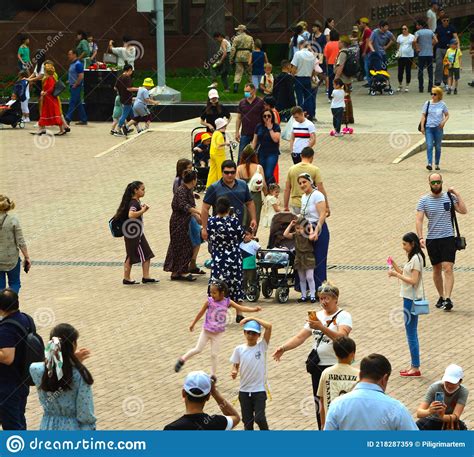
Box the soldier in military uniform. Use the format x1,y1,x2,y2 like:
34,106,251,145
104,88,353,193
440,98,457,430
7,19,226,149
230,24,255,93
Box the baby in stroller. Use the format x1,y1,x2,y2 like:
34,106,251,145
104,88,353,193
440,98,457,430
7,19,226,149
368,52,394,95
0,93,23,128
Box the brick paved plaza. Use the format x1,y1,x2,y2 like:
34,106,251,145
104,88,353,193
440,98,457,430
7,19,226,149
1,81,473,430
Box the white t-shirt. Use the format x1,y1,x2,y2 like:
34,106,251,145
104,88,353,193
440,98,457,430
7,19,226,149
291,49,316,77
324,27,331,37
292,119,316,154
400,254,424,299
331,88,345,108
304,309,353,366
230,339,268,392
300,190,325,223
262,195,279,227
427,9,437,32
111,46,136,69
397,34,415,58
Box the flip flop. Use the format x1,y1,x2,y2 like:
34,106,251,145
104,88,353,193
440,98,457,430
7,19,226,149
171,274,196,282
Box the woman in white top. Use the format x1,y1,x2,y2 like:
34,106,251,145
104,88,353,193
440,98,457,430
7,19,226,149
298,173,329,290
388,232,426,378
272,281,352,429
108,36,137,69
396,25,415,91
323,18,335,40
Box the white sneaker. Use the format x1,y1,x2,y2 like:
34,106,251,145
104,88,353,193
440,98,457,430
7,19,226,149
397,86,403,92
334,132,343,137
404,87,409,92
23,117,31,123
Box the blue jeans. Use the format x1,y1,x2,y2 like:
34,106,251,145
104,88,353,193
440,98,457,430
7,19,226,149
0,258,21,293
403,298,420,368
258,150,279,185
294,76,315,119
238,134,253,162
327,65,335,98
425,126,443,165
119,104,133,128
0,383,29,430
418,56,434,92
66,85,87,123
364,53,371,84
331,107,344,133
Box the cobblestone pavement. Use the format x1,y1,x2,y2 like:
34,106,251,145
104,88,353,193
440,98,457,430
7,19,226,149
1,86,473,430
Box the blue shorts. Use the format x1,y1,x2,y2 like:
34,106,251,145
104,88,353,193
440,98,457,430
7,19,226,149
189,217,202,247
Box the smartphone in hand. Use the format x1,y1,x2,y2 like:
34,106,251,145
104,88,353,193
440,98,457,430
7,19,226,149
435,392,445,403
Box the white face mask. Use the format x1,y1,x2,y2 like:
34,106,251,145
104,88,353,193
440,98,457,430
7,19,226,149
444,382,460,394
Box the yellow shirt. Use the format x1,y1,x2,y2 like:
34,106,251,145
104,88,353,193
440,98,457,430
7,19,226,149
445,47,462,69
287,162,323,208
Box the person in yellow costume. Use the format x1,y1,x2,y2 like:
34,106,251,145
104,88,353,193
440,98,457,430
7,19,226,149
206,117,229,187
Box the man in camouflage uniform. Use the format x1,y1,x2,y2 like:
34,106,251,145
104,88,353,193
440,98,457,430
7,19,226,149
230,24,254,93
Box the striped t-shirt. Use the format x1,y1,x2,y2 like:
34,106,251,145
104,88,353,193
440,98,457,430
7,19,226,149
416,192,457,239
292,119,316,154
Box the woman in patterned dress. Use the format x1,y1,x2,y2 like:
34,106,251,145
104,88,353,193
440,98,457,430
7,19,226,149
113,181,157,285
207,196,245,321
164,170,201,281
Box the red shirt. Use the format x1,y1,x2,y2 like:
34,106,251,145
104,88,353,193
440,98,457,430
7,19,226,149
361,27,372,55
324,41,340,65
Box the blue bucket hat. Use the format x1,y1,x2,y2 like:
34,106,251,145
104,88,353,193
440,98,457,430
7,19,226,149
243,320,262,333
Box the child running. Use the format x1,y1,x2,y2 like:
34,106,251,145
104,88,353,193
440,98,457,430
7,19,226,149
262,183,281,227
174,280,261,377
283,216,317,302
330,78,345,137
230,317,272,430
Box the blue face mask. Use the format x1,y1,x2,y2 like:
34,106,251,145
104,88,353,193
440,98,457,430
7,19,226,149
244,91,251,98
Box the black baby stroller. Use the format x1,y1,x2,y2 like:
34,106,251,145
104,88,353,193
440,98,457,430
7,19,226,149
191,126,210,192
368,52,393,96
0,99,25,129
247,212,296,304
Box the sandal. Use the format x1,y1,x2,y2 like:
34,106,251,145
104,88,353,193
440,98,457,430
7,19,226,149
122,279,138,285
142,277,159,283
170,274,196,282
55,131,67,136
189,268,206,275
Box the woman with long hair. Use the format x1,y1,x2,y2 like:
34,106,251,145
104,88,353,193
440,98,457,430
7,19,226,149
323,18,336,40
114,181,157,285
388,232,426,377
199,89,231,132
173,158,192,194
29,323,96,430
289,25,304,60
236,144,267,229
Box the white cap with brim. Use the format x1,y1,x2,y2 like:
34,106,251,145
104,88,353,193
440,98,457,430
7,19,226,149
442,364,464,384
214,117,228,130
183,371,212,398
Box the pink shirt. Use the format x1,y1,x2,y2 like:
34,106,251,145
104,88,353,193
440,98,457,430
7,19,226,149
204,297,230,333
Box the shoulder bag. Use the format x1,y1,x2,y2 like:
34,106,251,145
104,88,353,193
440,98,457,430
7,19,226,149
411,255,429,315
53,79,66,97
418,101,430,132
306,310,343,374
447,192,467,251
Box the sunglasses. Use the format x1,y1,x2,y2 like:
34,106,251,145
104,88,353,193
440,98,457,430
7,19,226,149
430,180,442,185
402,27,408,30
263,114,272,118
223,170,236,175
431,93,438,96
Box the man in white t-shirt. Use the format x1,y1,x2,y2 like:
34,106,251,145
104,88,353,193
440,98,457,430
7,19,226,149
291,42,317,121
317,336,359,429
289,106,316,164
427,1,439,32
230,318,272,430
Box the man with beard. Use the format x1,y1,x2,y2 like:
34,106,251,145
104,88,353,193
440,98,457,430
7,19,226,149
416,174,467,311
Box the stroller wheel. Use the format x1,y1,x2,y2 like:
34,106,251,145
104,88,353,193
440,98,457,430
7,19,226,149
276,286,289,303
261,279,273,298
388,89,394,95
245,284,260,302
18,120,25,129
370,90,377,96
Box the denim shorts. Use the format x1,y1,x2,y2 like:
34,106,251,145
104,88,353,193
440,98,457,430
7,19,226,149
189,217,202,247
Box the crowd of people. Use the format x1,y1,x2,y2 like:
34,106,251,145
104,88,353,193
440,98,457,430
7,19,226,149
0,2,471,434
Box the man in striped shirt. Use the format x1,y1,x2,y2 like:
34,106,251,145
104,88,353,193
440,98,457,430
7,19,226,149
289,106,316,164
416,173,467,311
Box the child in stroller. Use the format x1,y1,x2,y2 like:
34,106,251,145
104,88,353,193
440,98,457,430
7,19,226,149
0,93,24,129
193,132,211,167
191,127,211,192
368,52,394,95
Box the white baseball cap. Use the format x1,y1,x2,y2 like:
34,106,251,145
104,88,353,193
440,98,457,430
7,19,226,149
183,371,212,397
208,89,219,99
442,364,464,384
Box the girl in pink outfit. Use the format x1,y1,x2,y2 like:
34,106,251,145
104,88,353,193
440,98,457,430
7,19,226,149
174,280,261,376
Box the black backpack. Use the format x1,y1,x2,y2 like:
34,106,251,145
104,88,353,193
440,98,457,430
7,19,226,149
342,48,359,77
0,313,45,386
109,217,124,237
13,80,27,102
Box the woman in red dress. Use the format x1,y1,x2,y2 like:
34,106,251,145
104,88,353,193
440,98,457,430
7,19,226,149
35,62,65,135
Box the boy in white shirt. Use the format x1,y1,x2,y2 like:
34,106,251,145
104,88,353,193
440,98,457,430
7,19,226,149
289,106,316,164
230,318,272,430
330,78,346,137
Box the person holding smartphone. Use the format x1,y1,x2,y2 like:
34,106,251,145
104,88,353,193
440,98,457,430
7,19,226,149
0,196,31,294
416,364,468,430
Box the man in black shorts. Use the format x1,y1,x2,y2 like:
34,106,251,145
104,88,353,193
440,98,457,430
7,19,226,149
164,371,240,430
416,174,467,311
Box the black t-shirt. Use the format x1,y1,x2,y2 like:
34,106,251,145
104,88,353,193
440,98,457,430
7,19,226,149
164,413,231,430
115,74,133,105
200,104,231,129
0,311,31,384
273,72,296,111
435,25,457,49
